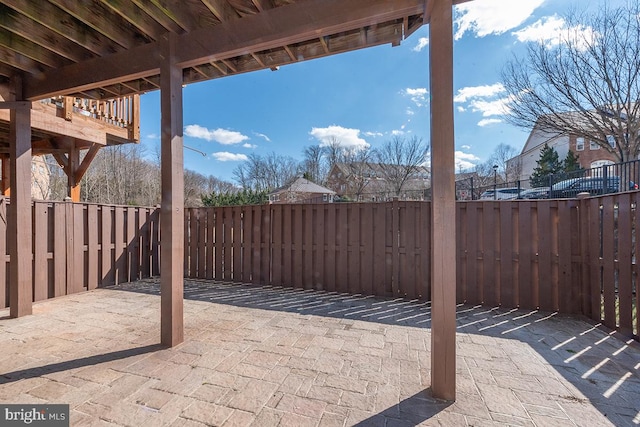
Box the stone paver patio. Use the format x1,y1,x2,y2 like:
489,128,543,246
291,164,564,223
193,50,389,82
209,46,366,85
0,279,639,426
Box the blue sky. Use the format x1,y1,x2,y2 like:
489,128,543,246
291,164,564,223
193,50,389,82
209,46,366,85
138,0,618,183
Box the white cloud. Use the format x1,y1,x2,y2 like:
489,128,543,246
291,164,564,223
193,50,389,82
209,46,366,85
309,125,370,150
403,88,429,107
454,0,545,40
146,133,159,140
455,151,481,170
185,124,249,145
457,106,466,113
478,118,503,127
469,96,512,117
242,143,257,148
406,108,415,116
454,83,505,103
391,130,405,136
212,152,248,162
513,16,597,50
461,145,471,150
363,131,383,137
254,132,271,142
412,37,429,52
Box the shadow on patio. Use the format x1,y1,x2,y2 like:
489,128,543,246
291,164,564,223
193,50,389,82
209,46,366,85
1,278,638,426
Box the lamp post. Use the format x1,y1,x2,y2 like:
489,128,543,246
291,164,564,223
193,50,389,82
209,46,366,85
493,165,498,200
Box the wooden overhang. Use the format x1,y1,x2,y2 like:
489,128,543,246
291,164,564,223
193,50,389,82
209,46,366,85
0,0,468,100
0,0,465,401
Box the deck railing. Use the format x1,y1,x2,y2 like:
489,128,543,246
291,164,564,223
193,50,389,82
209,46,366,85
46,95,140,141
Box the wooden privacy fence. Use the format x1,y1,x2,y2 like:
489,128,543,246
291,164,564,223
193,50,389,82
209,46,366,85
0,199,159,308
185,195,639,340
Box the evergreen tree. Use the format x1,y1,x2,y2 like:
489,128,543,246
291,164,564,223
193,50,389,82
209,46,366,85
563,150,583,174
530,144,563,187
201,188,268,206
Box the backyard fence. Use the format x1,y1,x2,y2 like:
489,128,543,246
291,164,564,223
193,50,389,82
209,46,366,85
185,195,639,340
0,199,159,308
0,194,636,341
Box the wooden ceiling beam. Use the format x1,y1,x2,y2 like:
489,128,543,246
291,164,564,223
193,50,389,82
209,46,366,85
0,28,69,69
319,36,329,54
0,4,94,62
43,0,145,49
0,45,47,74
98,0,167,40
24,0,427,99
210,61,228,75
251,0,274,13
283,45,296,61
130,0,194,33
251,53,266,68
2,0,123,56
201,0,240,22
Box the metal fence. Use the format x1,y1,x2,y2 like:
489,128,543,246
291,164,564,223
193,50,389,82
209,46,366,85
456,159,640,200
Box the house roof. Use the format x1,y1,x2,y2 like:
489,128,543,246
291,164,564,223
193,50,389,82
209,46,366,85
269,176,336,196
0,0,470,102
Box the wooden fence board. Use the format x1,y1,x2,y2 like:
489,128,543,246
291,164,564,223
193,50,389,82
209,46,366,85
616,194,633,337
304,205,313,290
464,203,478,304
558,200,573,313
602,197,616,329
54,203,66,295
403,202,417,299
588,198,602,321
215,207,223,280
420,201,431,300
114,207,126,286
371,203,385,296
232,206,242,282
127,207,138,282
33,202,48,301
251,205,262,285
87,204,99,289
314,204,326,291
499,202,513,307
537,201,553,311
347,204,359,294
391,199,400,297
518,202,532,309
482,202,496,306
337,204,348,293
360,203,373,296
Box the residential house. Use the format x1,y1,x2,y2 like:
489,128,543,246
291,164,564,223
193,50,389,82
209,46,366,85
0,155,51,200
507,117,618,183
326,162,430,201
268,176,335,204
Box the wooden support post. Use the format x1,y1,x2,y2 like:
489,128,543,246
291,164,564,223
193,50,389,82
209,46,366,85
1,154,9,196
160,32,185,347
429,0,456,401
6,88,33,318
68,145,80,202
129,94,140,141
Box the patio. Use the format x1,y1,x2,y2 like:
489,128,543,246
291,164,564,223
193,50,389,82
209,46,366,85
1,279,638,426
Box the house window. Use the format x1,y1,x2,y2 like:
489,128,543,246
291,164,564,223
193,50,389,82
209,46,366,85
589,140,600,150
606,135,616,148
323,194,328,201
576,137,584,151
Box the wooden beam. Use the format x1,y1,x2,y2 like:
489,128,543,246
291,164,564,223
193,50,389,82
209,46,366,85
201,0,240,22
0,154,9,196
0,27,70,69
68,145,80,201
24,0,427,99
160,32,184,347
131,0,190,33
98,0,167,40
2,0,125,56
0,3,95,62
429,0,456,401
251,0,273,13
7,81,32,317
74,143,101,183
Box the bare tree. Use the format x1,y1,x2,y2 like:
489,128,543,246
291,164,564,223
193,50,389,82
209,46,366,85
375,136,429,197
502,2,640,162
232,152,300,191
489,143,520,182
302,145,326,183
